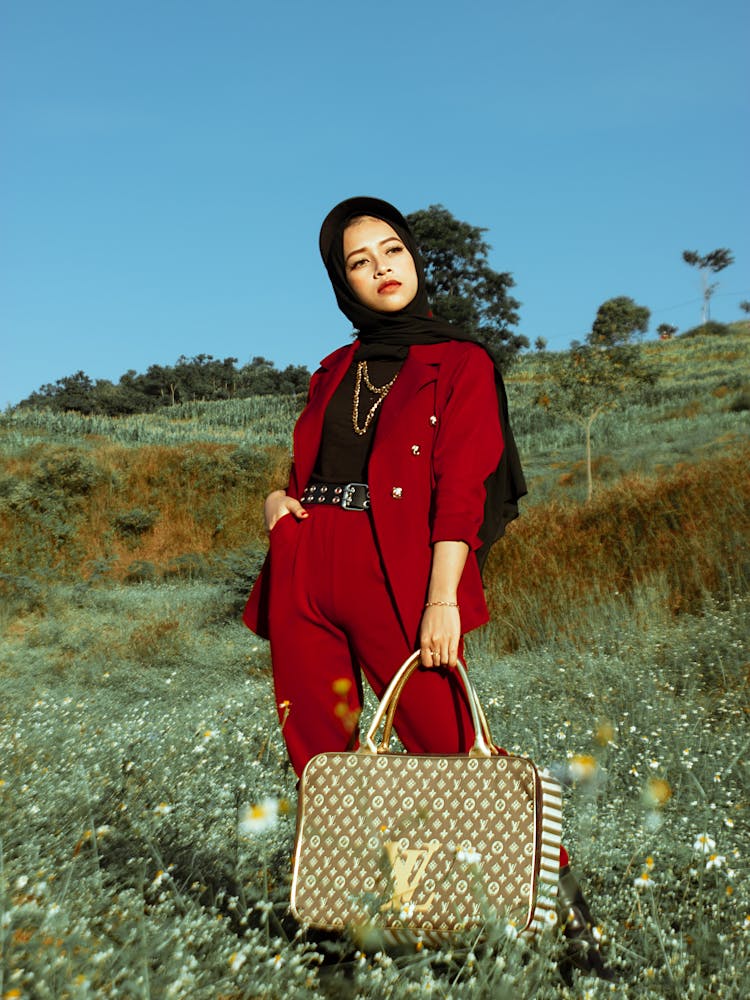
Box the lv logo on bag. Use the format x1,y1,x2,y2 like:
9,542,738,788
382,840,439,912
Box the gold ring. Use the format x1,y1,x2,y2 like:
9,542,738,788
431,650,440,657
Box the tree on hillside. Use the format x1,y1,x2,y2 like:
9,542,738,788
589,296,650,347
657,323,678,341
406,205,527,364
538,299,656,501
682,248,734,325
17,355,311,414
137,363,179,406
740,300,750,316
172,354,240,402
24,371,97,414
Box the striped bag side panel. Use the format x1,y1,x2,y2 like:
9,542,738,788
524,770,563,937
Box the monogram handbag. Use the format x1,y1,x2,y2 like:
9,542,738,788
290,653,562,945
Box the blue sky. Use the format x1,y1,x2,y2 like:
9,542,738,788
2,0,748,407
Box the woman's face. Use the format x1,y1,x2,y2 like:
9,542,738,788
342,216,419,313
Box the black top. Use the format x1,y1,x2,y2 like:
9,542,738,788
311,358,402,483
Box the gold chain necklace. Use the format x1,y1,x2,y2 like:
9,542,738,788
351,360,400,436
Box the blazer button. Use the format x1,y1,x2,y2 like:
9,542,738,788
430,415,438,426
411,444,420,455
392,487,403,499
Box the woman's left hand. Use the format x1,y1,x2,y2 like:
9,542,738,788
420,604,462,668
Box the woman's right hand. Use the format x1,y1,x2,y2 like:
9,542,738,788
264,490,309,532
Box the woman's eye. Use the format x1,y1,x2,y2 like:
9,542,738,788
349,258,367,270
386,245,404,255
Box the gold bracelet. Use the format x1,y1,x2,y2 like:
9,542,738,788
424,600,459,609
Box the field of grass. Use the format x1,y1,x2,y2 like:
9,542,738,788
1,330,748,997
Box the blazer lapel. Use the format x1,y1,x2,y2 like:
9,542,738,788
292,342,357,492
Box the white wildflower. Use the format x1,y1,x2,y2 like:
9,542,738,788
239,797,279,834
228,951,246,972
693,833,716,854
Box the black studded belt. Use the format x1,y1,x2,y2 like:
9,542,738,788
300,481,370,511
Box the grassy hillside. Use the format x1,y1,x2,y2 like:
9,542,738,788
1,328,748,997
2,329,747,632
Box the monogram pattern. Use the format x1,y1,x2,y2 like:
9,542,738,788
291,752,562,939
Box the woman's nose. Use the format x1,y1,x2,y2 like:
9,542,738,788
373,256,391,276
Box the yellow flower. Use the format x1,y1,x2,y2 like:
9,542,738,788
595,720,615,746
644,777,672,808
568,754,597,782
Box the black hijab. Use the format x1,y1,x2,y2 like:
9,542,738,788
319,196,527,572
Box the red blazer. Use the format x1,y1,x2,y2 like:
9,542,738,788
243,339,504,646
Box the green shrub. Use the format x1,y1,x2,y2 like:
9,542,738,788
32,448,107,495
680,321,732,338
0,572,45,618
728,391,750,413
114,508,159,538
213,543,268,618
124,560,160,584
163,552,211,580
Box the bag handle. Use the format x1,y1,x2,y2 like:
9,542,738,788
379,655,496,753
361,651,497,758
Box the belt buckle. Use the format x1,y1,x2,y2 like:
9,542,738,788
341,482,369,511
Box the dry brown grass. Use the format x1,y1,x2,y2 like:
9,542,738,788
2,438,747,654
485,450,749,649
0,441,291,580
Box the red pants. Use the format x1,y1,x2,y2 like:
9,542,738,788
266,505,569,868
267,506,476,774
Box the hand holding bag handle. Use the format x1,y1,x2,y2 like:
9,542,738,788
377,654,496,753
362,651,497,758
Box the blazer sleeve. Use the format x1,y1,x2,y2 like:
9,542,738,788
430,344,504,550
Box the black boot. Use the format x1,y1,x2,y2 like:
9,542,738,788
557,866,616,982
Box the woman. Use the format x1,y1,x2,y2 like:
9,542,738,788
244,196,517,766
244,196,613,980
